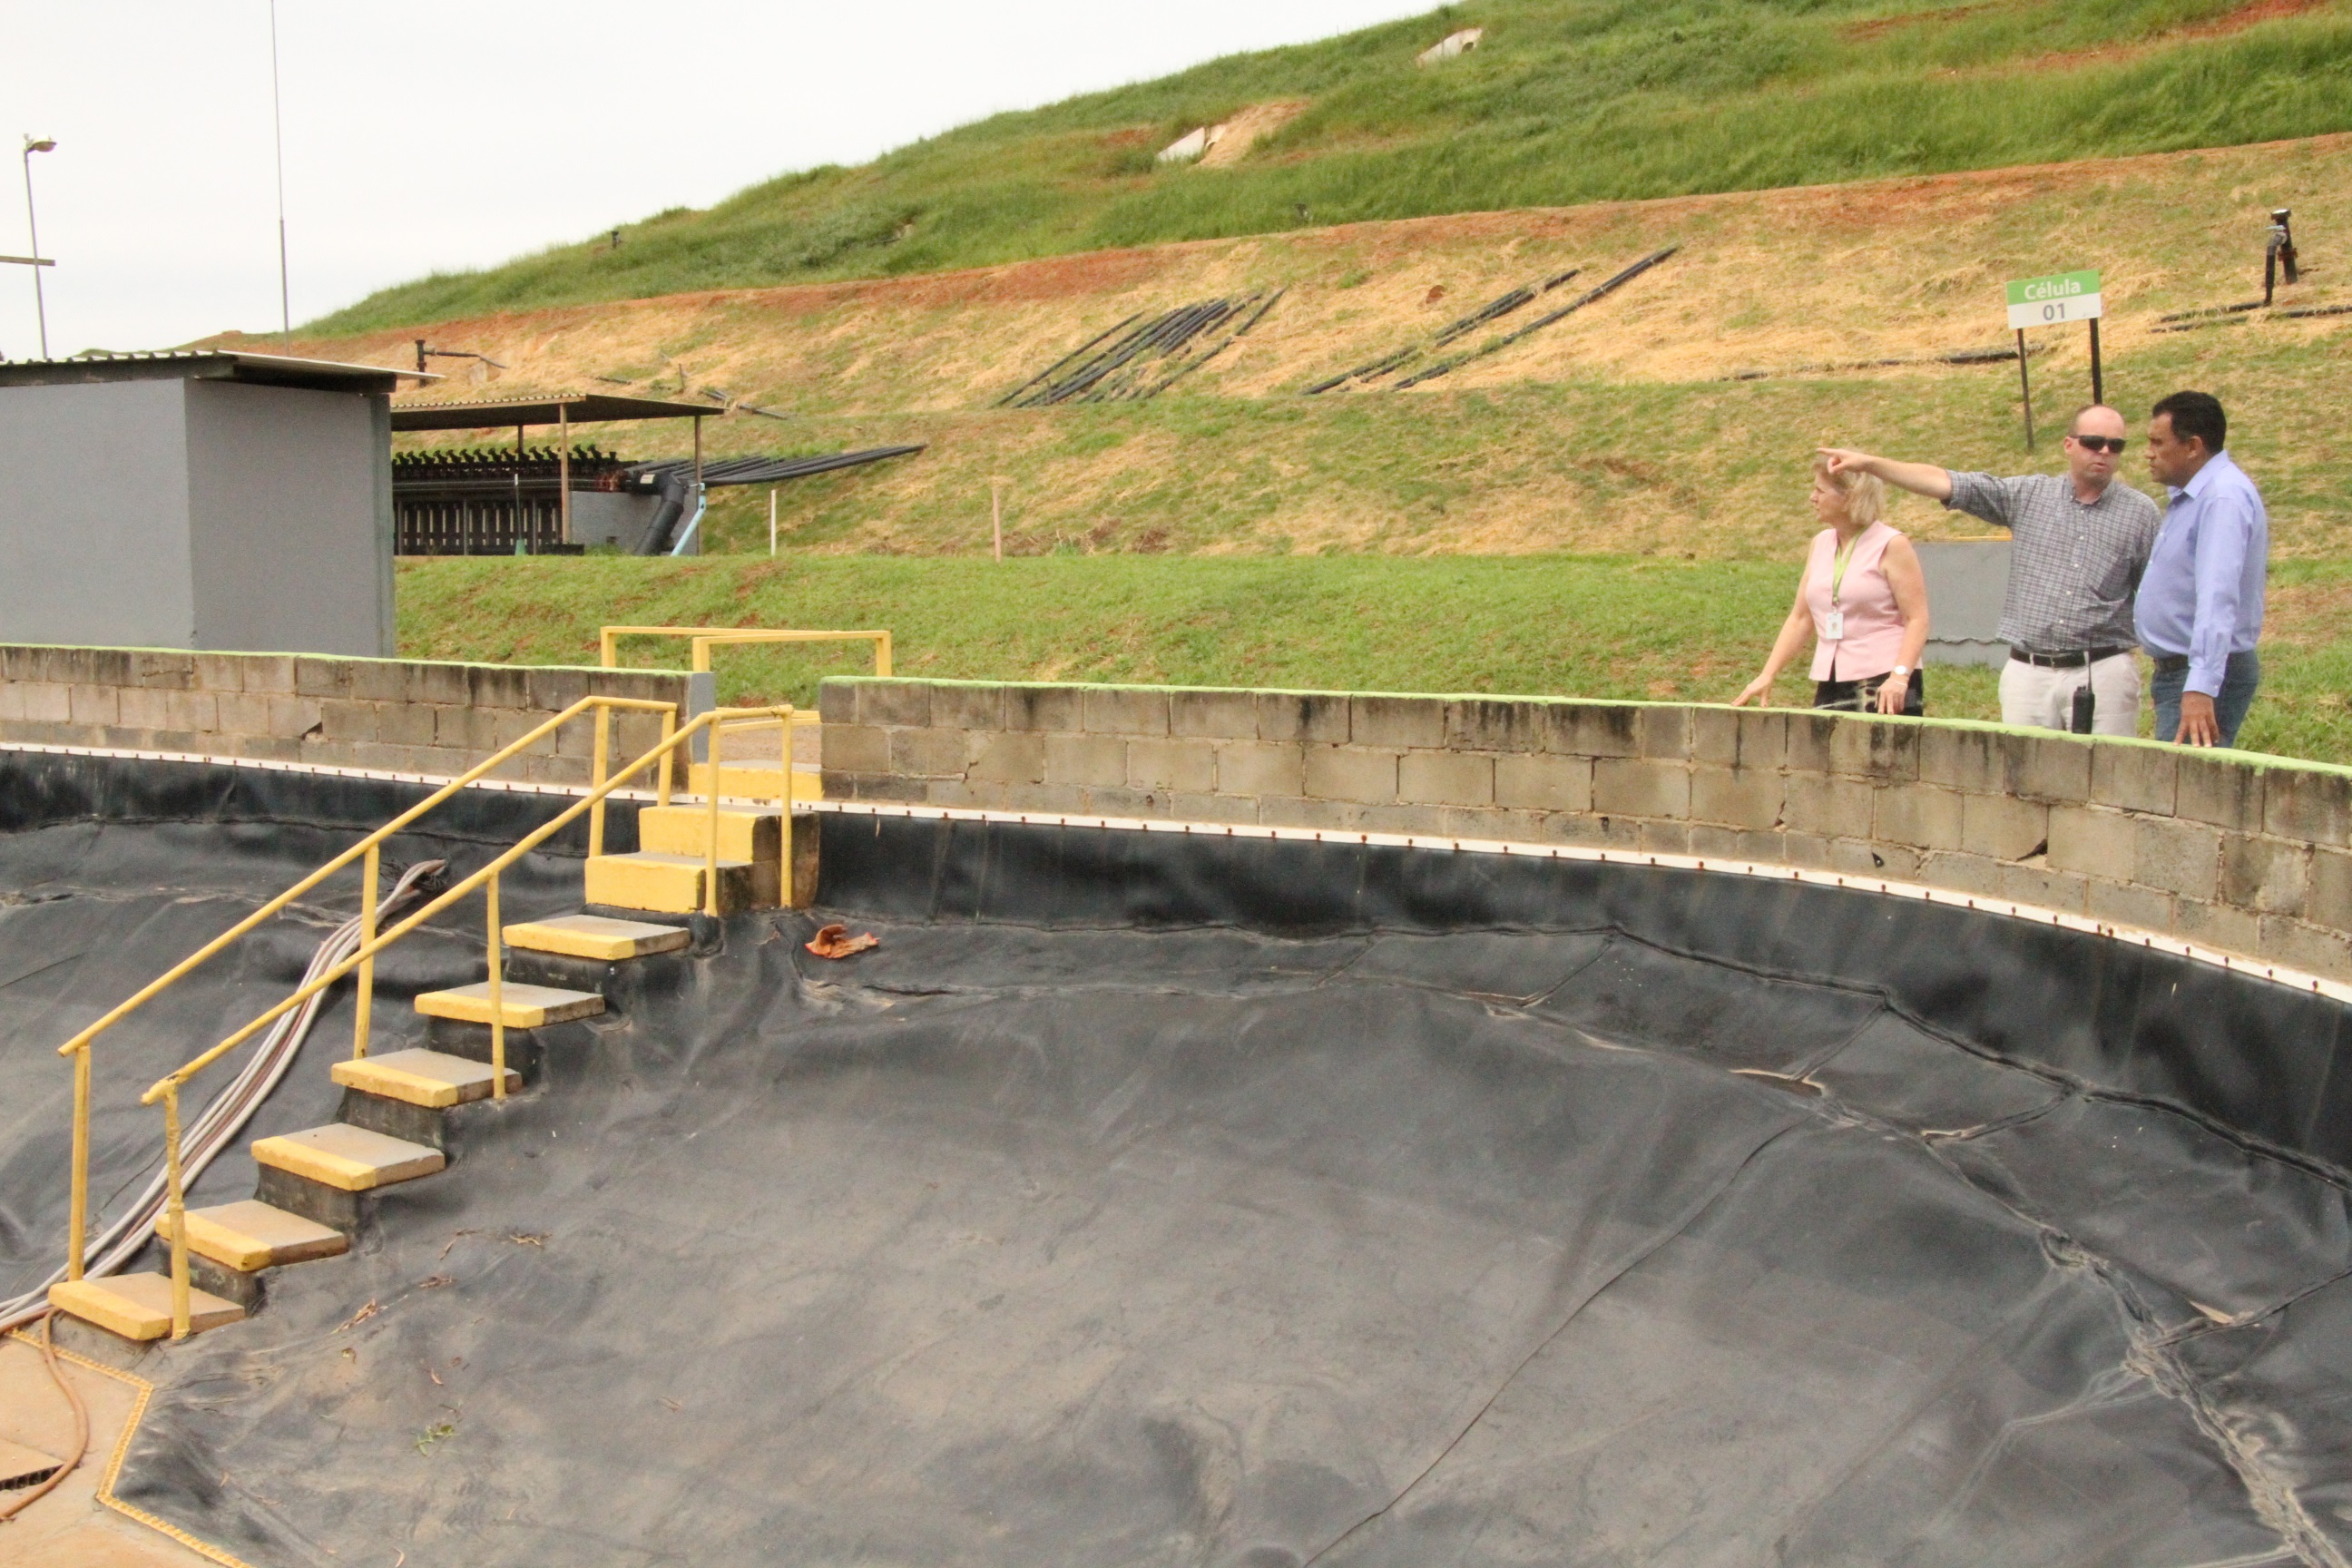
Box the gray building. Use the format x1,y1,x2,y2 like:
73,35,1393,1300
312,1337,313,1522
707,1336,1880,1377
0,350,420,657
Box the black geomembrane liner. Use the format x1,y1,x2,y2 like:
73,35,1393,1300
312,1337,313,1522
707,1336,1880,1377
2,754,2348,1564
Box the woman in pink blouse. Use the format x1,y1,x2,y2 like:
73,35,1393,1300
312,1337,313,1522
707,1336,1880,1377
1734,456,1932,715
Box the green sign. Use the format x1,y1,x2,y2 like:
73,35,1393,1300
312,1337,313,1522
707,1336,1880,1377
2005,270,2103,329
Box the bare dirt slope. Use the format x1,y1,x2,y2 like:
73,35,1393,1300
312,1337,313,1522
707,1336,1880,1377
258,135,2352,420
237,135,2352,561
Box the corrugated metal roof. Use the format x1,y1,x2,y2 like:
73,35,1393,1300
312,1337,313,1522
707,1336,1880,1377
389,393,715,431
0,348,430,393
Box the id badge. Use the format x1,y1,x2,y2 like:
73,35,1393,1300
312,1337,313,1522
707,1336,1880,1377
1822,609,1845,642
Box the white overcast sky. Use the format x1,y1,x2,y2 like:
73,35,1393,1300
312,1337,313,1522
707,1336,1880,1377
0,1,1436,358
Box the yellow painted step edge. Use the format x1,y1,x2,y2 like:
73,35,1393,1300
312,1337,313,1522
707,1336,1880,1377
153,1206,348,1272
251,1132,445,1192
412,985,605,1028
331,1054,520,1109
502,918,690,961
49,1275,245,1341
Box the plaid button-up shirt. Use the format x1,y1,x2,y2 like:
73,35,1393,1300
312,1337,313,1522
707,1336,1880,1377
1944,471,2161,653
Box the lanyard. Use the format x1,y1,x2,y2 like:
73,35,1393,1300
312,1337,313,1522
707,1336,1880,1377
1828,530,1866,605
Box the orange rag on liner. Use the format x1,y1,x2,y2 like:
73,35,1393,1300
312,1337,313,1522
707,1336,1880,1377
805,924,880,959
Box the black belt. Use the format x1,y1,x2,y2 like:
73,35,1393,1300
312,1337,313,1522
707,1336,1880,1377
2151,653,2190,674
2010,645,2132,668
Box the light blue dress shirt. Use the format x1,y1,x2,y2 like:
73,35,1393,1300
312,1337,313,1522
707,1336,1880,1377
2133,451,2267,699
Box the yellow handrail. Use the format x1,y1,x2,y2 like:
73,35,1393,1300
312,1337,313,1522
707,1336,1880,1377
134,705,792,1339
52,691,677,1286
598,623,892,678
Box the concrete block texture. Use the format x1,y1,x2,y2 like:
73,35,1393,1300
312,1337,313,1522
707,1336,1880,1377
1170,690,1259,740
1044,734,1128,789
2086,877,2175,933
821,724,891,775
858,680,934,730
1443,699,1548,754
2090,743,2178,817
1828,716,1921,782
1494,753,1592,814
1082,687,1170,738
2176,752,2265,834
1690,765,1785,833
1350,695,1446,750
818,681,858,725
2264,766,2352,848
1002,685,1083,734
2221,836,2310,916
929,682,1005,732
966,730,1048,787
1127,738,1215,793
2308,848,2352,930
1256,795,1368,833
292,657,353,700
1398,750,1495,808
890,727,966,780
1690,707,1787,771
1303,745,1402,805
1215,740,1306,799
1592,758,1690,819
1636,706,1690,762
2175,897,2264,957
1256,691,1349,744
1961,792,2049,861
2045,805,2138,877
1872,783,1965,852
116,685,173,731
2257,916,2352,981
1571,705,1641,760
1780,773,1874,840
2134,818,2221,902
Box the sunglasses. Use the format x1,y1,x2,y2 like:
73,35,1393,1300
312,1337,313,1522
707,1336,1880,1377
2069,435,2129,454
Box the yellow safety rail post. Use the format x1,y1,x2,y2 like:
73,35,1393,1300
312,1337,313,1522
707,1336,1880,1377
53,691,678,1295
139,705,790,1338
705,721,724,918
485,873,505,1099
353,845,379,1059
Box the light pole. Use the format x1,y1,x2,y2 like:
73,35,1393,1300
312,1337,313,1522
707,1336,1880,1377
20,136,54,358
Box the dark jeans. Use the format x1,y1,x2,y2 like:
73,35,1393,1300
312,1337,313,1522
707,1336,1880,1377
1814,670,1925,716
2151,650,2259,748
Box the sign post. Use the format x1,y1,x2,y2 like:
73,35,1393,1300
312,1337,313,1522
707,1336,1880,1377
2004,270,2104,449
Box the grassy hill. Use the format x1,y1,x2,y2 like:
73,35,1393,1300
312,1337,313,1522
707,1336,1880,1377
317,0,2352,332
282,136,2352,563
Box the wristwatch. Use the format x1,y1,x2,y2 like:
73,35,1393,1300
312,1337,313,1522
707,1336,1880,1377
1889,665,1911,679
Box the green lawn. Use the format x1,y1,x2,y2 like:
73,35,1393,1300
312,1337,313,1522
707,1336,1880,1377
397,553,2352,763
318,0,2352,331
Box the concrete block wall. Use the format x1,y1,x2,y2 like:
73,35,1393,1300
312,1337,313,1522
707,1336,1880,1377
0,644,687,786
821,677,2352,981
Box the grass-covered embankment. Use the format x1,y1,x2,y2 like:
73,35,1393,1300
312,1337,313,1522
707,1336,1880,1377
398,553,2352,763
318,0,2352,331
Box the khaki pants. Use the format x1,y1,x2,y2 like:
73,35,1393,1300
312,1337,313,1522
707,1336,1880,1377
1997,652,2141,736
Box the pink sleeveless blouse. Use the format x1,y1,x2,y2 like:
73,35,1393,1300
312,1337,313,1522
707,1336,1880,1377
1803,521,1906,681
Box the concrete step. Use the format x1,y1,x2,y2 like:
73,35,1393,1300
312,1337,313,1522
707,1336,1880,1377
687,756,821,802
251,1123,445,1192
639,801,783,865
48,1272,245,1341
584,851,763,915
503,912,691,962
332,1046,521,1108
155,1199,348,1272
413,980,605,1029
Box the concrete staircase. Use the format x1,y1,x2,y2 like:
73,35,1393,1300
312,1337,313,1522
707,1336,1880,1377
46,796,797,1346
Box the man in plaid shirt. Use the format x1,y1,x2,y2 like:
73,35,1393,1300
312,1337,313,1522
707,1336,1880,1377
1818,405,2160,735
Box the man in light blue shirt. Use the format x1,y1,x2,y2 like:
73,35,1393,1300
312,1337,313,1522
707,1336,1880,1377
2135,390,2267,748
